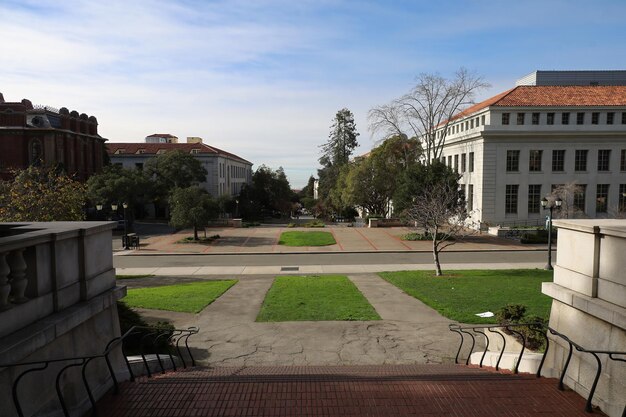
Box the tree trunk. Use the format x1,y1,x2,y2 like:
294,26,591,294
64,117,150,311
193,226,199,240
433,235,443,276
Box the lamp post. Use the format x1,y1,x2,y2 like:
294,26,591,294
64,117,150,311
96,204,103,220
235,199,239,218
122,202,129,250
541,197,562,270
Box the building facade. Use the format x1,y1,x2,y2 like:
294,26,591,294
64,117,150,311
0,93,107,180
436,73,626,227
107,138,252,198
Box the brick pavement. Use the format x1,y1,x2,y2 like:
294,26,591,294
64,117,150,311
97,364,601,417
130,226,540,255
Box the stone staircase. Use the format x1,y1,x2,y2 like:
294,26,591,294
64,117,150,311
97,364,603,416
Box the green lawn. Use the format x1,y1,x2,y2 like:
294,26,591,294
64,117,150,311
257,275,380,322
278,231,336,246
123,280,237,313
379,269,553,324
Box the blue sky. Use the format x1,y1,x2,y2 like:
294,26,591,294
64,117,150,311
2,0,626,187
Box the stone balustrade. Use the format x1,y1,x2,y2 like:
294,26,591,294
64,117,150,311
0,221,125,417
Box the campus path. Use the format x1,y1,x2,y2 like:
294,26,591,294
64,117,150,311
132,273,464,367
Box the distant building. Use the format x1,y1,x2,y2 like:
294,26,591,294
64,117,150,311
145,133,178,143
107,137,252,198
435,70,626,227
0,92,107,180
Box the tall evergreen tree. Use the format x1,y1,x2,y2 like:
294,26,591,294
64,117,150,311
319,108,360,167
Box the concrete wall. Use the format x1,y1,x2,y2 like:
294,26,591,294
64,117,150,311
0,222,126,417
542,219,626,417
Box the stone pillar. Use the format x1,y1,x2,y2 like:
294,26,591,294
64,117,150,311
542,220,626,417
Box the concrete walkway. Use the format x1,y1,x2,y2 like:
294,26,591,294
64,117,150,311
132,273,461,367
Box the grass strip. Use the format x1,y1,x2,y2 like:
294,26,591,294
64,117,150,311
278,231,336,246
379,269,553,324
123,280,237,313
257,275,380,322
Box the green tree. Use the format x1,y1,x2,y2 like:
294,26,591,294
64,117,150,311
320,108,360,167
341,136,421,217
169,187,218,240
87,165,152,209
244,165,294,218
317,108,360,216
393,160,460,214
144,150,207,198
0,165,86,221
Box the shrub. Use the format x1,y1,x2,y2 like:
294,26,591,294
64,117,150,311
303,220,325,228
117,302,175,354
287,223,296,228
495,304,546,351
402,232,454,241
495,304,527,324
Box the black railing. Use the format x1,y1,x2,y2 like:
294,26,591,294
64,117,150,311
449,323,626,414
0,325,199,417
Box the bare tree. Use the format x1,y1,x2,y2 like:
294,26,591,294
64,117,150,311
549,182,587,219
405,183,475,276
368,68,489,163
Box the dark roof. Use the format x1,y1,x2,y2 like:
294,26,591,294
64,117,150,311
106,143,251,164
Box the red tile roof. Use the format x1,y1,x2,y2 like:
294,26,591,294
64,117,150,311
456,85,626,119
106,143,251,164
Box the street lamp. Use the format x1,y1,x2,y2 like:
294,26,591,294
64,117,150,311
235,199,239,218
122,202,129,250
541,197,562,270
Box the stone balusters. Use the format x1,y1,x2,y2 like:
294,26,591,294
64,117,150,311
0,252,10,310
0,249,29,310
8,249,28,304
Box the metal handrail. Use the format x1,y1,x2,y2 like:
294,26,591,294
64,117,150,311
0,325,199,417
449,322,546,374
449,322,626,414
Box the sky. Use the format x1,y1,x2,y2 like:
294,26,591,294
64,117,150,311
2,0,626,188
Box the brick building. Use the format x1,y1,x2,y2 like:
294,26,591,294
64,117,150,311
0,92,107,180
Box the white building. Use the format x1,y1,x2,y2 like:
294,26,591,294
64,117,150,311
436,71,626,227
107,138,252,198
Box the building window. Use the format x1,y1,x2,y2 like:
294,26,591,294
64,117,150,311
620,184,626,213
621,149,626,171
532,113,540,125
622,112,626,124
607,112,615,125
574,185,586,213
115,149,125,154
596,184,609,213
135,163,143,170
461,153,466,173
547,113,555,125
529,150,542,172
502,113,510,125
528,184,542,214
454,154,459,172
467,184,474,211
562,112,570,125
575,150,588,171
469,152,474,172
505,185,519,214
448,155,452,166
506,150,520,172
481,115,485,125
516,113,525,125
552,150,565,172
591,112,599,125
597,150,611,171
191,149,200,154
136,149,146,154
470,119,474,129
577,112,585,125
